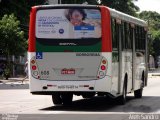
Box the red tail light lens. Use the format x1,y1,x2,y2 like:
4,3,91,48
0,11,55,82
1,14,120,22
32,65,37,70
101,65,106,70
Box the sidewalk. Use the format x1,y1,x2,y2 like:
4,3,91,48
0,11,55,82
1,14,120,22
148,68,160,77
0,77,29,89
0,77,29,84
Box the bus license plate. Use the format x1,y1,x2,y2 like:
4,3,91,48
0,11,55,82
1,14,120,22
61,69,75,75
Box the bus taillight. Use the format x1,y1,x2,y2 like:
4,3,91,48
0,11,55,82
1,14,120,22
30,57,40,79
32,65,37,70
102,60,107,64
31,60,35,64
101,65,106,70
97,57,107,79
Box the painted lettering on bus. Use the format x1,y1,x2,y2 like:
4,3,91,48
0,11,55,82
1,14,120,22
76,53,100,56
125,56,131,62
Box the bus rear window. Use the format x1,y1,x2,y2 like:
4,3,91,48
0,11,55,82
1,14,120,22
36,8,101,39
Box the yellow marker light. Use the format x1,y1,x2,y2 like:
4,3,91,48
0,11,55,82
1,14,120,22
102,60,106,64
31,60,35,64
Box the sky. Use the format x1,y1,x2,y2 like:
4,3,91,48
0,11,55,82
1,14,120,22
134,0,160,13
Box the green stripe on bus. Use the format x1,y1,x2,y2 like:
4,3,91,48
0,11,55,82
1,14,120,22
36,42,101,52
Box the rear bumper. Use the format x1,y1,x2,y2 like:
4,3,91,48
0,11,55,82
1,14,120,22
30,76,112,93
31,91,116,98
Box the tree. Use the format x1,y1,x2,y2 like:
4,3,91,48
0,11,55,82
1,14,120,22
0,14,27,79
139,11,160,31
100,0,139,16
61,0,139,16
153,34,160,57
139,11,160,56
0,0,46,38
0,0,46,22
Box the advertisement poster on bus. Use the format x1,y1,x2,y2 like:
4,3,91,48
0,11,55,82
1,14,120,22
36,9,101,39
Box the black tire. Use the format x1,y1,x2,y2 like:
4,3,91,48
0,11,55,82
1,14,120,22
52,93,62,105
134,74,144,98
117,81,127,105
82,92,95,98
134,88,143,98
61,93,73,105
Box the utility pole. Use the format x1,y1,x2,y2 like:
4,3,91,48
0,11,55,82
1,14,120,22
59,0,61,4
48,0,59,4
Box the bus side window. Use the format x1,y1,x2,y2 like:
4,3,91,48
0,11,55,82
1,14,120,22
135,26,146,51
127,23,132,49
143,28,147,50
129,24,133,49
141,27,146,50
135,25,139,51
139,27,143,50
123,22,132,50
121,22,125,50
124,22,128,49
111,18,118,50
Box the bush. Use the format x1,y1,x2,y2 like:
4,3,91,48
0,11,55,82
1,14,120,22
2,67,11,80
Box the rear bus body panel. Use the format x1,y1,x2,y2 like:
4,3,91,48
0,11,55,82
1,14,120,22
29,52,112,93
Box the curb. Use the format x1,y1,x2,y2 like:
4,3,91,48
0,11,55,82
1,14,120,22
0,84,29,89
0,79,29,84
151,74,160,76
148,72,160,76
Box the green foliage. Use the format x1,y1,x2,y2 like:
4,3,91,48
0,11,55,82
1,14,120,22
62,0,82,4
0,0,139,32
61,0,98,4
101,0,139,16
0,14,27,77
0,0,45,24
2,67,11,80
139,11,160,57
61,0,139,16
0,14,27,57
139,11,160,33
153,37,160,57
0,0,46,38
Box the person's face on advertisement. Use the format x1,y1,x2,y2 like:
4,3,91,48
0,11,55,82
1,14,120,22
70,10,83,26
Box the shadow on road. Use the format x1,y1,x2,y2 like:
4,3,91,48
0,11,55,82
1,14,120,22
40,96,160,113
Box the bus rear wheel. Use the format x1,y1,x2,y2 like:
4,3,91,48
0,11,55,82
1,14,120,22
134,74,144,98
52,93,62,105
61,93,73,105
82,92,95,99
117,81,127,105
134,88,143,98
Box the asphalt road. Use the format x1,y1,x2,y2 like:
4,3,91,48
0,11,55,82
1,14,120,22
0,74,160,120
